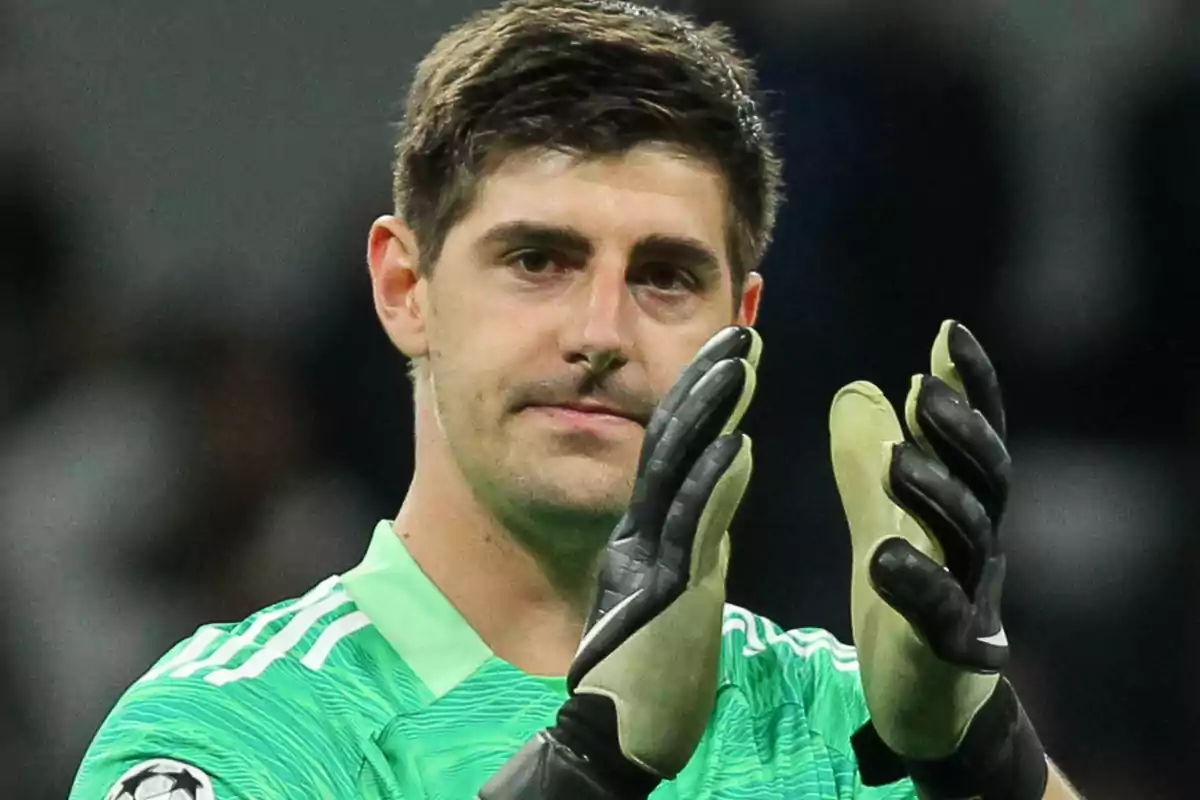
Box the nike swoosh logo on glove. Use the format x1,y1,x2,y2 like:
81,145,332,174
576,589,645,656
977,627,1008,647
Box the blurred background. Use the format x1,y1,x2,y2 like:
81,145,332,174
2,0,1196,796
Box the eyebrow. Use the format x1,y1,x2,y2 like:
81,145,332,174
476,221,594,261
476,221,723,274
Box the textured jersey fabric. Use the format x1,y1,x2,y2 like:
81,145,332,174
72,521,916,799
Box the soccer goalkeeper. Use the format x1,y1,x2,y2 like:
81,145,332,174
73,2,1085,798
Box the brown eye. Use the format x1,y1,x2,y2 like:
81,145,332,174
636,263,696,293
509,249,556,274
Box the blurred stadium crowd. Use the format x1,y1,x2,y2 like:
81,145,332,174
2,1,1197,797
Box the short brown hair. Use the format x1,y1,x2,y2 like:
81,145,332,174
392,0,782,292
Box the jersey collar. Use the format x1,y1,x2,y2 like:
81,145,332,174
341,520,493,699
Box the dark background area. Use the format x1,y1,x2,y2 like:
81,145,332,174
2,1,1197,796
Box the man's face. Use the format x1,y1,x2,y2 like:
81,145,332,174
414,145,760,537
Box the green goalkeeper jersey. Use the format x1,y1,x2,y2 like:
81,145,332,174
72,521,916,799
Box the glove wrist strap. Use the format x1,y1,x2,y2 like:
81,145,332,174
905,678,1048,800
477,729,656,800
476,730,618,800
477,695,660,800
853,679,1048,800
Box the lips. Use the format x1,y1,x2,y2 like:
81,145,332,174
556,403,637,421
525,403,646,427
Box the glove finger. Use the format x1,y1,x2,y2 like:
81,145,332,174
931,320,1006,443
586,515,656,623
634,357,755,534
868,537,1005,671
570,574,659,690
904,374,1011,522
885,441,993,597
574,530,672,686
829,380,907,558
577,344,758,685
569,437,749,694
641,326,761,462
657,433,751,591
586,360,749,652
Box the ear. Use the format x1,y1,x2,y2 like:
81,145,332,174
736,271,763,326
367,215,429,359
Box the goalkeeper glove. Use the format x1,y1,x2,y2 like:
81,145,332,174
479,325,761,800
830,320,1048,800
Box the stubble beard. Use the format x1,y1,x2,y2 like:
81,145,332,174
427,349,641,596
487,439,637,595
453,414,636,595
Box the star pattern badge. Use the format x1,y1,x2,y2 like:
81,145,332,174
104,758,215,800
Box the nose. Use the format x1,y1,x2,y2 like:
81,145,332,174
562,258,633,374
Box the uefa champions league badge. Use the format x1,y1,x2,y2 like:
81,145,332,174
104,758,215,800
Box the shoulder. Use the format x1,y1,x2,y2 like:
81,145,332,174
129,575,386,704
718,603,869,743
72,576,401,798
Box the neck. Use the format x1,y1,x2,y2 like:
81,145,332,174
393,391,592,677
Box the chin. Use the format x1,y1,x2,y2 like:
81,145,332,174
522,453,635,516
488,454,635,567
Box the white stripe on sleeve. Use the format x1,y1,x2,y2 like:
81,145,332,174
141,627,224,682
203,592,353,686
300,611,372,671
170,575,341,679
